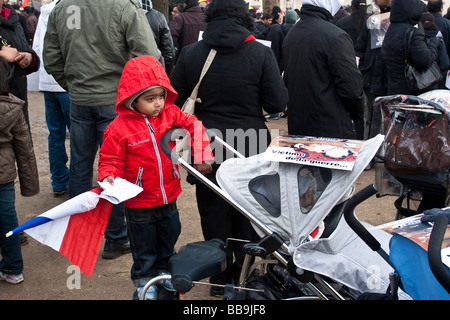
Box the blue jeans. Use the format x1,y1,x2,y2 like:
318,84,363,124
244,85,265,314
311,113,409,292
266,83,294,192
69,103,127,240
44,92,71,192
125,201,181,287
68,103,117,198
0,182,23,275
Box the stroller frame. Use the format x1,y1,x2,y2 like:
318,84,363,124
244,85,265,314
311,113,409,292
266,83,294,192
344,184,450,298
139,128,365,300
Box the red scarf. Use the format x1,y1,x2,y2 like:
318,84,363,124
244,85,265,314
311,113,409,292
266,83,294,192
244,35,256,42
0,6,11,19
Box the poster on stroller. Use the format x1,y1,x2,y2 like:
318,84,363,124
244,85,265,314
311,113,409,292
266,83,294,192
374,213,450,268
263,135,363,171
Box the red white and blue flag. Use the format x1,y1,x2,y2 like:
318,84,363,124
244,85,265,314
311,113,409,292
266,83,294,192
7,187,113,277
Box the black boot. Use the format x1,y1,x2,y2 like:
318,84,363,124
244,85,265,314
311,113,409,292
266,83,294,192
102,238,130,259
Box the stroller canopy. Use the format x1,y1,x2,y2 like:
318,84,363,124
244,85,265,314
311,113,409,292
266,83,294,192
217,134,384,248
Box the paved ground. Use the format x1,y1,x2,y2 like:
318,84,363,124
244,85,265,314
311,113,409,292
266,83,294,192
0,91,400,300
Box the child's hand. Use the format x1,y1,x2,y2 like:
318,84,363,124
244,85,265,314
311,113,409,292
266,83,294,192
194,162,212,175
102,176,115,186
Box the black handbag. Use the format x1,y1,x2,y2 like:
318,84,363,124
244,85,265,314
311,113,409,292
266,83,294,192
404,29,442,93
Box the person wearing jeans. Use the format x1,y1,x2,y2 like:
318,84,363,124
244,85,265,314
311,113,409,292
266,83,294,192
68,103,117,198
43,92,70,196
0,182,24,281
69,103,129,257
126,201,181,289
33,1,71,197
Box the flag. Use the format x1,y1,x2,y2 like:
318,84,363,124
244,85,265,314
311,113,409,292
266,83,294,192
8,187,113,277
21,0,29,8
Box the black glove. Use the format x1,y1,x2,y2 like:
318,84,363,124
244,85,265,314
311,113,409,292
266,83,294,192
421,207,450,223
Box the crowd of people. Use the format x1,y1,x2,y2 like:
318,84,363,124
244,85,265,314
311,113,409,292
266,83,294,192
0,0,449,300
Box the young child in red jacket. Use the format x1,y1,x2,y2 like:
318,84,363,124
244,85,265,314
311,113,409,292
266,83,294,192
98,55,213,300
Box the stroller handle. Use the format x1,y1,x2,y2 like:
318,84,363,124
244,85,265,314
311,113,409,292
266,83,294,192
344,184,382,252
160,127,187,162
428,214,450,293
160,126,247,164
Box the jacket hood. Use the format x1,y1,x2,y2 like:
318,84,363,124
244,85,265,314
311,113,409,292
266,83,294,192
390,0,426,24
0,94,25,131
202,16,251,53
285,10,299,24
40,2,55,15
116,56,177,113
301,0,343,16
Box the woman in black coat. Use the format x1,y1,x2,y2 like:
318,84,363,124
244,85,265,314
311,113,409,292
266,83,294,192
283,0,364,139
0,1,39,128
170,0,287,294
381,0,440,95
421,12,450,89
170,0,287,162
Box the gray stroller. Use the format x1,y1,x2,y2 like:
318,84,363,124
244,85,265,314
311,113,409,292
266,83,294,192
139,129,410,300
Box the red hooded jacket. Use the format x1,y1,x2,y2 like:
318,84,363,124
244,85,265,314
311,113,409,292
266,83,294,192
98,56,213,208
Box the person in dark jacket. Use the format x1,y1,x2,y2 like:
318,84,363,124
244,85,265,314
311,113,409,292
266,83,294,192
421,12,449,89
427,0,450,61
0,0,40,128
282,9,299,34
283,0,364,140
381,0,440,95
23,6,38,44
142,0,176,75
355,0,390,139
258,10,299,75
170,0,287,295
258,11,285,74
11,4,31,45
254,13,272,37
169,0,205,59
335,0,367,45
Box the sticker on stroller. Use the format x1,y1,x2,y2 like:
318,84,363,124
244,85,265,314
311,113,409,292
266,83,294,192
262,135,363,171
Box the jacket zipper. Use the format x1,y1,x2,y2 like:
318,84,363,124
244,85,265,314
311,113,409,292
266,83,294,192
144,116,168,204
136,167,143,188
173,164,180,179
